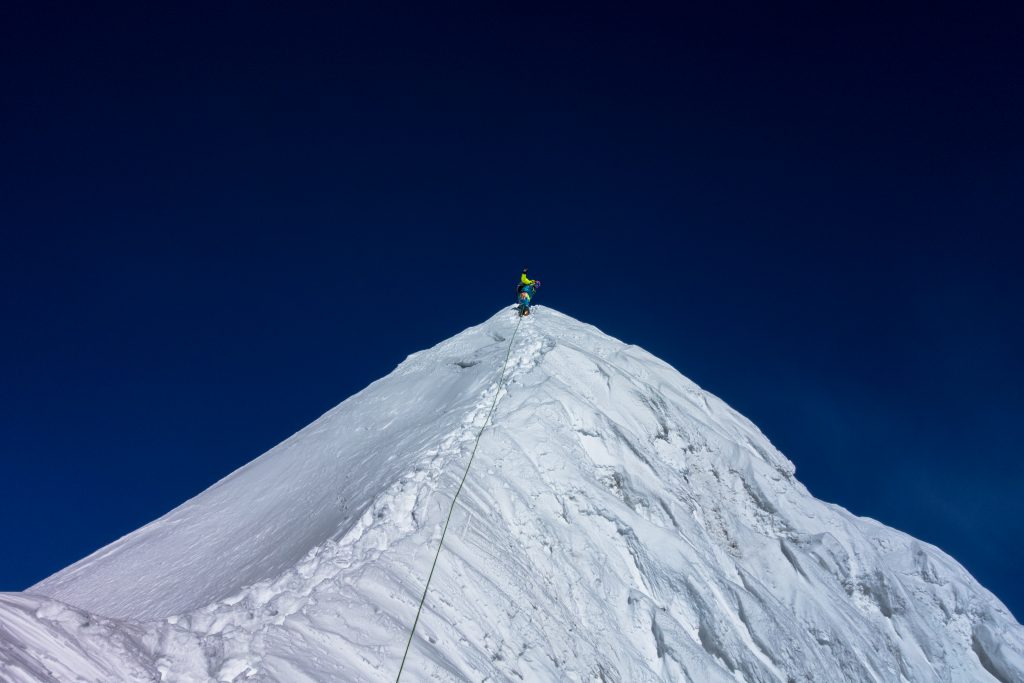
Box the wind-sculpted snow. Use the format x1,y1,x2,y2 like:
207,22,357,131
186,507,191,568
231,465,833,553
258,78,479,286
3,307,1022,682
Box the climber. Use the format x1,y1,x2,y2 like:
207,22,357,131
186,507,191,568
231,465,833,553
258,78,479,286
516,268,540,294
516,268,541,317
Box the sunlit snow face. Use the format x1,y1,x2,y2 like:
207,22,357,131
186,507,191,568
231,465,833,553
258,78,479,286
11,308,1024,683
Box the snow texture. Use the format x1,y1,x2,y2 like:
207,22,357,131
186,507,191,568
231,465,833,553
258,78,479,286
3,307,1022,682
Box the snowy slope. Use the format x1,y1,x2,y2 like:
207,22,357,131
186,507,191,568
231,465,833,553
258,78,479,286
3,307,1023,682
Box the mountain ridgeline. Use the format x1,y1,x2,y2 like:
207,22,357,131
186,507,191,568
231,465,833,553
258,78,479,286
3,308,1022,682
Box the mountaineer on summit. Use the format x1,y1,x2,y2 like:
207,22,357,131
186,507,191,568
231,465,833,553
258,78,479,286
516,268,541,317
517,268,537,293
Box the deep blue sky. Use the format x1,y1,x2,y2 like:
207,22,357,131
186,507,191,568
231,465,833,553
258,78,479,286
2,2,1021,620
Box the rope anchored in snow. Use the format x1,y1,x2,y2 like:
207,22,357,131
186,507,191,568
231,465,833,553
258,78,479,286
395,314,524,682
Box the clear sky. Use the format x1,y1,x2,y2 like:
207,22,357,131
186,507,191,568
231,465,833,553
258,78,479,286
2,2,1022,621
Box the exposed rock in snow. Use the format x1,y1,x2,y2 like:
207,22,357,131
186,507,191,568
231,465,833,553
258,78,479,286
3,307,1022,682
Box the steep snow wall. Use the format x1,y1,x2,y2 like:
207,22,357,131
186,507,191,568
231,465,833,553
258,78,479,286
4,307,1022,682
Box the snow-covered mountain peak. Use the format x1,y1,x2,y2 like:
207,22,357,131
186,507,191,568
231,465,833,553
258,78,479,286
3,307,1022,682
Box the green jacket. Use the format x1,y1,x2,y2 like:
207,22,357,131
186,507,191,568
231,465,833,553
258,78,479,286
521,273,535,286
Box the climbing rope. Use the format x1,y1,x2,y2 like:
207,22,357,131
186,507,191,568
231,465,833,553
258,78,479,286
395,313,524,682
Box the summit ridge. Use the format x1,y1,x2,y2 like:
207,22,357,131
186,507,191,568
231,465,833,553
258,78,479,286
2,307,1022,682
